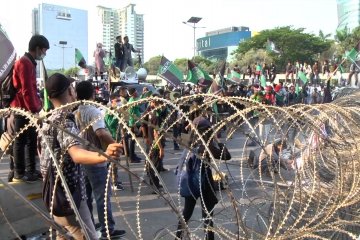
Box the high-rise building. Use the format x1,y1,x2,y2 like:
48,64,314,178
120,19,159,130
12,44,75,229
96,4,144,63
337,0,360,31
32,3,88,70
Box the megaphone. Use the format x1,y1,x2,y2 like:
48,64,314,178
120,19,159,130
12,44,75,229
125,66,136,79
123,66,138,83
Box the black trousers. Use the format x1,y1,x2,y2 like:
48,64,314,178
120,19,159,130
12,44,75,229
176,195,216,240
12,115,37,177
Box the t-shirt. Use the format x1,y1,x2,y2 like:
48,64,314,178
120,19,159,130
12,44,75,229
74,105,107,167
40,110,87,201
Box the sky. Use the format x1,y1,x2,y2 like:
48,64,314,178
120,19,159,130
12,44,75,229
0,0,339,63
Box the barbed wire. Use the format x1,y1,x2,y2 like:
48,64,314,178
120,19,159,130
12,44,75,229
1,88,360,239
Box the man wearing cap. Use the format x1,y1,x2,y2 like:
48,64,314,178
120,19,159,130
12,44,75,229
114,35,123,70
11,35,49,183
40,73,124,239
127,87,142,162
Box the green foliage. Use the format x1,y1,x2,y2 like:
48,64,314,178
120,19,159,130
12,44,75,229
143,55,162,75
234,49,273,72
64,67,80,77
173,58,188,74
47,69,64,77
233,26,332,71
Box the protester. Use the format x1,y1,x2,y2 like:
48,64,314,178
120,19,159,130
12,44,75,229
11,35,49,183
127,87,142,163
121,36,140,71
114,35,123,70
74,80,126,239
94,43,106,79
141,94,166,193
175,117,231,240
40,73,123,239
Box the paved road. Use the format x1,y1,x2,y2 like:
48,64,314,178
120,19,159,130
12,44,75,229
0,129,293,240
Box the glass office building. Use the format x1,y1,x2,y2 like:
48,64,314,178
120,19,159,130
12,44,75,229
337,0,360,31
197,26,251,62
32,3,88,70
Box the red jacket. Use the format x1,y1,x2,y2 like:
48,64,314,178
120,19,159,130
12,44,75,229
10,53,42,113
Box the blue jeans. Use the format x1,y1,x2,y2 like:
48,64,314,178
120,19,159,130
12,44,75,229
84,165,115,234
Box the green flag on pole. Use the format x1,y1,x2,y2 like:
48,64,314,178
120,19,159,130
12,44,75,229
298,71,308,85
345,40,360,62
158,56,183,86
75,48,86,68
187,60,212,86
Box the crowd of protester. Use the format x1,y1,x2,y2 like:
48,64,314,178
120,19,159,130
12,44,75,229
3,34,351,240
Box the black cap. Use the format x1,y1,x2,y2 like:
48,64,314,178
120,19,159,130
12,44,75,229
46,73,75,98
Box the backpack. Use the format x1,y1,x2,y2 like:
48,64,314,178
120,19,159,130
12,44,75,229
179,152,205,198
1,66,16,108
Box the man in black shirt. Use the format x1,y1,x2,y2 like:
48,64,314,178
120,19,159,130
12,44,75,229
114,35,123,70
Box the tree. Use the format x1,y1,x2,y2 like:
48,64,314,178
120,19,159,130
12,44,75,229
173,58,188,74
234,49,273,72
64,67,80,77
143,55,162,75
233,26,332,71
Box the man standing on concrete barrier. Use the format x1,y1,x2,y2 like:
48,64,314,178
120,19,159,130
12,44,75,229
11,35,49,183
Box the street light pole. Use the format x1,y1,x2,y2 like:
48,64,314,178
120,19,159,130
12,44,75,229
54,41,72,71
183,17,204,58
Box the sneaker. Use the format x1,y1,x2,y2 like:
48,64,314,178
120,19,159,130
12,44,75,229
95,222,102,231
8,170,14,182
134,155,142,161
130,159,141,163
32,170,43,180
100,229,126,239
13,172,38,183
112,183,124,191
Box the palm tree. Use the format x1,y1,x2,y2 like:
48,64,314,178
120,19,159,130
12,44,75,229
319,30,332,41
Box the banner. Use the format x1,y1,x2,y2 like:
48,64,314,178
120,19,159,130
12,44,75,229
158,56,183,86
0,28,16,81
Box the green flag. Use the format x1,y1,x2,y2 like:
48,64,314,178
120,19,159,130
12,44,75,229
187,60,212,86
75,48,86,68
260,75,266,87
298,71,308,85
231,70,241,81
41,60,52,112
295,84,300,95
345,40,360,62
158,56,183,86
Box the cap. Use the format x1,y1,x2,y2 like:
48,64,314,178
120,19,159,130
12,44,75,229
46,73,75,98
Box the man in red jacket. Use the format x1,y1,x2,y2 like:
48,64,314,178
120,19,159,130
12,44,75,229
11,35,49,183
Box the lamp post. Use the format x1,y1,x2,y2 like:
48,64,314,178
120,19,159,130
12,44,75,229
183,17,205,58
54,41,72,71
